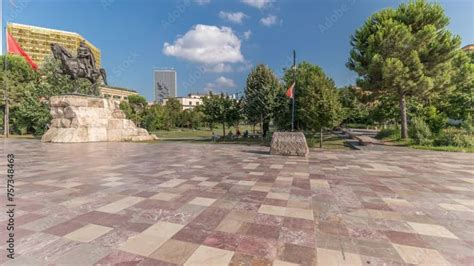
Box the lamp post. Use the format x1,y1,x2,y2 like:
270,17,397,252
291,50,296,132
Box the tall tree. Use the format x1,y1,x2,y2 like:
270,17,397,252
143,104,170,131
201,92,220,131
280,62,343,132
339,86,370,125
0,55,39,136
0,55,39,106
164,98,182,128
120,95,148,127
201,93,241,137
243,64,280,137
441,50,473,120
347,0,461,138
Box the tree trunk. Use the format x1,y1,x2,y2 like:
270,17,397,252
4,99,9,138
263,122,269,138
320,128,323,148
399,94,408,139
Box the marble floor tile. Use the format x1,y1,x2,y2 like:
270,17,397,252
184,245,234,265
408,222,459,239
188,197,217,207
64,224,113,242
96,196,145,213
118,234,168,257
316,248,363,266
150,239,199,264
150,192,180,201
4,140,473,265
393,244,450,265
141,221,185,239
438,203,474,212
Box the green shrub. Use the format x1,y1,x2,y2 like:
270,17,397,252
409,117,432,146
375,127,400,140
435,128,473,147
306,137,321,148
462,114,473,134
423,106,447,134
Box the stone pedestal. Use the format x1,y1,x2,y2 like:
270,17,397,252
42,95,158,143
270,132,309,157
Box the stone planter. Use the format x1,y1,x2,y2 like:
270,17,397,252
270,132,309,157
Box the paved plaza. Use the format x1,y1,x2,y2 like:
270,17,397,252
1,140,474,265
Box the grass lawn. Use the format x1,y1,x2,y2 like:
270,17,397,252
152,125,261,139
375,128,473,153
153,127,350,150
0,134,37,139
411,145,474,153
152,129,212,139
306,131,352,150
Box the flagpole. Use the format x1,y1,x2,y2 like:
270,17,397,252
291,50,296,132
3,23,9,138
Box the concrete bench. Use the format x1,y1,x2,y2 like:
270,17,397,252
354,135,382,146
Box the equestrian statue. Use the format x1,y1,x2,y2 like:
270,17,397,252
51,41,108,94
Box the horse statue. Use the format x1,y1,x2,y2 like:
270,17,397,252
50,43,108,93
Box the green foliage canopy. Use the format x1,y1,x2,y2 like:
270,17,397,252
280,62,343,131
347,0,461,138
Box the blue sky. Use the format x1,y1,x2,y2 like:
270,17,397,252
2,0,473,101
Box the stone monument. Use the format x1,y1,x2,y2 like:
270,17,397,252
270,132,309,157
42,95,158,143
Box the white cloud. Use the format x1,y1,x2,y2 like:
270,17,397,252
205,76,237,90
204,63,234,73
260,15,278,26
236,61,253,72
241,0,273,9
163,24,244,65
194,0,210,5
219,11,248,24
243,30,252,40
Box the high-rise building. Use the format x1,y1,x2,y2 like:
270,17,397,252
462,44,474,52
154,69,177,102
7,23,101,67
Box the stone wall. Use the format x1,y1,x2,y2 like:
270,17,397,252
42,95,158,143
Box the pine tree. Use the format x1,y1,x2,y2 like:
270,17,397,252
347,0,461,138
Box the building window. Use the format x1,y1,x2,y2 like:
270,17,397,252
189,101,192,105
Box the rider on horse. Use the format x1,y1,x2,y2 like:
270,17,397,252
50,42,108,90
77,41,96,79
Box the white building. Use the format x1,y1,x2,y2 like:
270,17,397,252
162,93,206,110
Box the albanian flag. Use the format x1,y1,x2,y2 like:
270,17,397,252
7,31,38,70
285,82,295,98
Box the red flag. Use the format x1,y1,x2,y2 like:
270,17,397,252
285,82,295,98
7,31,38,70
